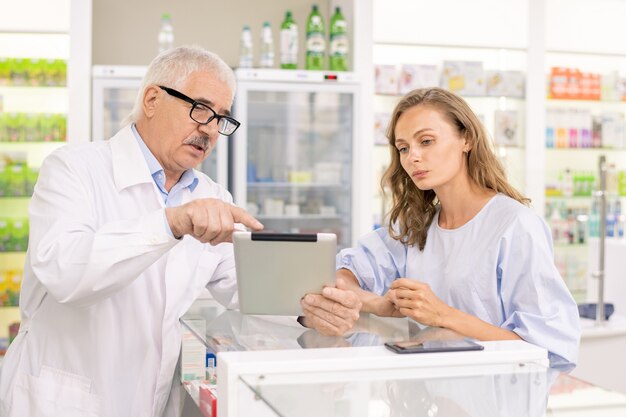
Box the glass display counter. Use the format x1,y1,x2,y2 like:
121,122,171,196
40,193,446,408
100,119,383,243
180,299,626,416
180,299,552,417
238,366,626,417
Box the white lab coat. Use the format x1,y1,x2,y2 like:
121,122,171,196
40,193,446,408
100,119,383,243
0,126,239,417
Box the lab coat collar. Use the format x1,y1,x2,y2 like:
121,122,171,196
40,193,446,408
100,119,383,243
110,125,154,192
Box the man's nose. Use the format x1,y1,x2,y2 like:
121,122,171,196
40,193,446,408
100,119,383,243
198,119,218,137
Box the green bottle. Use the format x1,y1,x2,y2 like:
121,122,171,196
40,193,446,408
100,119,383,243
329,7,348,71
280,11,298,69
305,5,325,70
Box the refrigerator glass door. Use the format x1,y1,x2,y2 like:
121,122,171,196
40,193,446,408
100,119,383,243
234,83,355,249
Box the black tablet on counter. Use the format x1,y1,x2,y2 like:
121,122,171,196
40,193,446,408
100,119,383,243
385,338,485,354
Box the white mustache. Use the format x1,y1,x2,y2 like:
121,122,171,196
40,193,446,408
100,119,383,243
184,136,210,151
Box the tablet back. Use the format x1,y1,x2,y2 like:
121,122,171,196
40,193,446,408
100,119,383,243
233,232,337,315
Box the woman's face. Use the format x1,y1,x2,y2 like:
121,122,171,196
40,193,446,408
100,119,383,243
394,105,468,192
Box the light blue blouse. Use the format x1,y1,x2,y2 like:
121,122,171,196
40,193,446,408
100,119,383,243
337,194,581,370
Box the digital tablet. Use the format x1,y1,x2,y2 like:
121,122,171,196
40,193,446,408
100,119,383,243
233,232,337,315
384,338,484,354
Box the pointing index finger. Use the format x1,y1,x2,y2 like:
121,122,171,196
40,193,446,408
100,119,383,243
229,205,264,231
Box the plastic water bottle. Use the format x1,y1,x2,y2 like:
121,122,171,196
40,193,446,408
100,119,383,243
239,25,253,68
280,11,298,69
305,5,325,70
259,22,274,68
329,7,348,71
157,13,174,54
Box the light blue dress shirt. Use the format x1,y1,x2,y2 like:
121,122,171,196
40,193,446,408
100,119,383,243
337,193,581,371
131,124,198,236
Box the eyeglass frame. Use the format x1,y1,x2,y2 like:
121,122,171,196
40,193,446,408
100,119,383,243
158,85,241,136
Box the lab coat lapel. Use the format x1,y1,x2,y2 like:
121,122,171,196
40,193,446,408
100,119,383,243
109,125,164,210
109,125,154,191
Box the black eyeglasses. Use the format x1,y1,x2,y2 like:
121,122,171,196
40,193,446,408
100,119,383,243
158,85,240,136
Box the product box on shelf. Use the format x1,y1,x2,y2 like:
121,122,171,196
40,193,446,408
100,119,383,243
182,319,207,382
0,217,29,252
601,71,623,101
0,152,39,197
549,67,570,99
579,72,601,100
440,61,486,96
374,64,399,95
494,110,520,147
0,58,67,87
199,383,217,417
0,113,67,142
374,112,391,145
485,70,525,98
549,67,601,100
546,108,598,149
0,268,22,307
398,64,439,95
596,112,625,149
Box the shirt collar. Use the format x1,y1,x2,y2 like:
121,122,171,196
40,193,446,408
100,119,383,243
131,123,199,192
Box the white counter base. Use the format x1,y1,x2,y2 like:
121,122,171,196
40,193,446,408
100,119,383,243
217,340,548,417
572,314,626,394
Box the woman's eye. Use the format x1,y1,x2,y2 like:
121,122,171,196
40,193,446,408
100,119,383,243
421,139,432,145
397,146,408,154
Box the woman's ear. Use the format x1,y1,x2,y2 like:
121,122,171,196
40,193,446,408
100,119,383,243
142,85,161,119
463,137,472,153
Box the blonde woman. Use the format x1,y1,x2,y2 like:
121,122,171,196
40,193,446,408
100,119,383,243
302,87,580,370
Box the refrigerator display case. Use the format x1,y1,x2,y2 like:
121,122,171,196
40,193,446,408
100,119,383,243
232,69,365,249
91,65,145,142
91,65,227,186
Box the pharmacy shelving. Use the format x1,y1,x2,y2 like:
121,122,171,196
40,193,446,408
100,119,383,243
0,0,91,352
544,49,626,301
0,37,70,356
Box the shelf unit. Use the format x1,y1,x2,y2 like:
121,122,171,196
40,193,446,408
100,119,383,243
544,49,626,301
0,0,91,350
541,0,626,301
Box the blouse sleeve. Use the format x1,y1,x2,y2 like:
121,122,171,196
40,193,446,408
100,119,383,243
336,227,408,295
498,214,581,371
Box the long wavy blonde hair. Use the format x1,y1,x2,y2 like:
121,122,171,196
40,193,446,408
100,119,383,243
382,87,530,250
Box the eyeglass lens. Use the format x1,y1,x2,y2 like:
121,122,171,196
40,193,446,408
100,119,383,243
190,104,237,135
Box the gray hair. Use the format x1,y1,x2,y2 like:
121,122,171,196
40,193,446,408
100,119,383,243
126,45,236,124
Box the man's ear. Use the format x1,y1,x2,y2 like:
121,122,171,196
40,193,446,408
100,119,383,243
142,85,161,118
